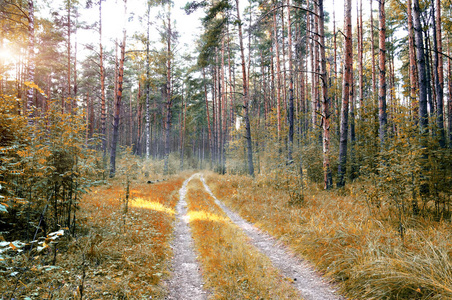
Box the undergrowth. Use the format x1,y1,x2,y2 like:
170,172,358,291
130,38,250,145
206,173,452,300
185,177,301,299
1,170,185,299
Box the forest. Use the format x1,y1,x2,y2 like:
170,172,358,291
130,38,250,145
1,0,452,298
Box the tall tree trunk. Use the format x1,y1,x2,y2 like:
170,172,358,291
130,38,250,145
236,0,254,176
164,6,172,175
221,39,228,174
358,0,363,110
280,8,287,112
99,0,107,164
448,39,452,147
129,92,133,146
407,0,418,119
227,24,234,131
319,0,332,189
145,5,151,159
202,68,214,166
109,0,127,178
86,91,90,146
136,84,142,155
337,0,352,188
431,0,445,147
272,7,282,141
27,0,35,121
435,0,443,91
287,0,294,163
413,0,428,132
88,91,94,143
73,16,78,110
333,0,338,130
370,0,376,103
180,88,186,170
67,0,72,113
425,36,434,116
378,0,387,146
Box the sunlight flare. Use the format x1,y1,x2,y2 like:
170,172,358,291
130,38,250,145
130,198,175,215
187,210,228,223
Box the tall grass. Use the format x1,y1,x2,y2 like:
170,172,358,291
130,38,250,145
206,172,452,299
0,168,186,299
185,177,301,299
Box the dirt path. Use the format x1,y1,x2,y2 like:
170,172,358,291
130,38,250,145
165,174,207,300
200,174,344,300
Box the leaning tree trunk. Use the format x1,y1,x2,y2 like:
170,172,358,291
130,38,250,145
337,0,352,188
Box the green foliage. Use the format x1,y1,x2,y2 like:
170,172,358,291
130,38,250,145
0,91,102,243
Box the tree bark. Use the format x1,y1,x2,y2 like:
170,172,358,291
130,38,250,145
272,6,282,141
431,0,445,147
236,0,254,176
67,0,72,113
435,0,443,89
145,5,151,159
136,84,142,156
180,88,186,170
337,0,352,188
378,0,387,146
164,6,172,175
358,0,363,110
202,68,214,166
413,0,428,132
99,0,107,163
287,0,294,163
407,0,418,119
370,0,376,103
319,0,332,189
109,0,127,177
448,38,452,148
27,0,35,121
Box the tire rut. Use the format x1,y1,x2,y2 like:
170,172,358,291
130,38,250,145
165,174,207,300
199,174,344,300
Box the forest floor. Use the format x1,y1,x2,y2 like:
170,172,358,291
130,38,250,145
163,173,342,300
6,170,450,299
1,172,344,299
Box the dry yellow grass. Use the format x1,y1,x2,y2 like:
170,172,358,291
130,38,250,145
1,173,186,299
185,177,301,299
205,172,452,299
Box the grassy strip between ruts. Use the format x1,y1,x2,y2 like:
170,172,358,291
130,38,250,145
1,173,186,299
185,177,301,299
205,172,452,299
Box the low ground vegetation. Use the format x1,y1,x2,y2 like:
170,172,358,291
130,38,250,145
1,164,185,299
206,172,452,299
185,177,301,299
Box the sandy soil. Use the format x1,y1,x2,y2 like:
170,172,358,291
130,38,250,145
165,173,344,300
165,174,208,300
